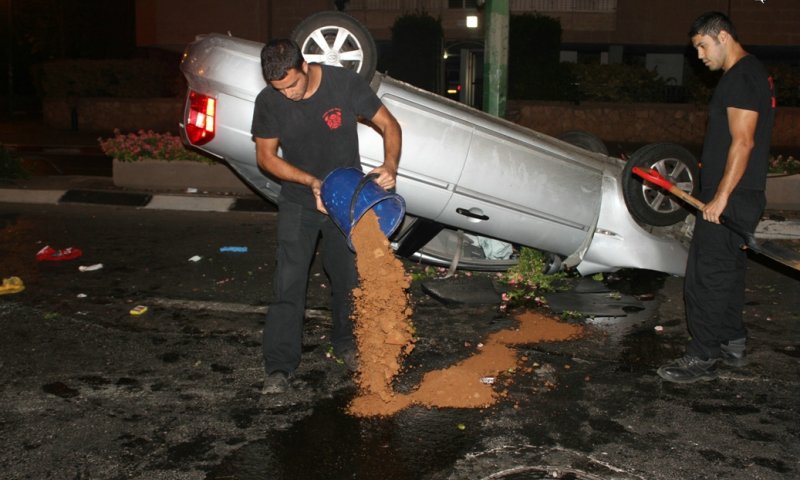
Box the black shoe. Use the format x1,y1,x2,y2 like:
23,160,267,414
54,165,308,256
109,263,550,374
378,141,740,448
262,371,290,394
720,338,747,367
338,349,359,372
657,355,718,383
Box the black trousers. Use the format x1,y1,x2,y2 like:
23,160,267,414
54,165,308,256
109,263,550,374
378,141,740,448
262,200,358,375
684,188,765,360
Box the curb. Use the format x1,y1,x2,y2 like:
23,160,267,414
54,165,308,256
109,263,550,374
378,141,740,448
0,187,277,214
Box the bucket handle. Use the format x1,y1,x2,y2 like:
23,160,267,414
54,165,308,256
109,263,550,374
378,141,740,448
349,172,380,226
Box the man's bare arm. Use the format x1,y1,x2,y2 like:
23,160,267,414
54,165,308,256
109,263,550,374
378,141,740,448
703,107,758,224
255,137,326,213
365,105,402,190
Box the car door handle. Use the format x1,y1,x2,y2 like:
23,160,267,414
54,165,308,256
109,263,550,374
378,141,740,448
456,208,489,221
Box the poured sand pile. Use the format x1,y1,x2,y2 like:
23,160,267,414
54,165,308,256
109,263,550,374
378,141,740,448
348,210,584,417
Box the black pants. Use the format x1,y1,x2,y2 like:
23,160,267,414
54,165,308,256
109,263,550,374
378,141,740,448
684,189,765,360
263,200,358,375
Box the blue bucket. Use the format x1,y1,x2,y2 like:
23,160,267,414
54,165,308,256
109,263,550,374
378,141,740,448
321,167,406,251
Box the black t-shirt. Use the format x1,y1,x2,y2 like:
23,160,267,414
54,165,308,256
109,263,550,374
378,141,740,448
700,54,775,192
251,65,382,208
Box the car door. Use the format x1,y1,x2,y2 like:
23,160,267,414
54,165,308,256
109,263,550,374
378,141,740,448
357,81,473,221
437,124,603,258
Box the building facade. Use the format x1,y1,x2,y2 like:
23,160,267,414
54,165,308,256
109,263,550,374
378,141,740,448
135,0,798,103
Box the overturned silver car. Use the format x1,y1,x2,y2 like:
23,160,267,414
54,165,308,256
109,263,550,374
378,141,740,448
179,12,697,276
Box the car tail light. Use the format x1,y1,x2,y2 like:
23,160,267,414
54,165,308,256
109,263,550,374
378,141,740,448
186,91,216,145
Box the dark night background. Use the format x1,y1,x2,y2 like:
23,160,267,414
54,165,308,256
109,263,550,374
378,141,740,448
1,0,136,110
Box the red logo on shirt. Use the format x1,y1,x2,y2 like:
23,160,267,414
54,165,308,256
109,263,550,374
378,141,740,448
323,108,343,130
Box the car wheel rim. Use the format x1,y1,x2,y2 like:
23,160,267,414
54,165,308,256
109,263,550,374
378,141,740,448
301,26,365,73
641,157,695,214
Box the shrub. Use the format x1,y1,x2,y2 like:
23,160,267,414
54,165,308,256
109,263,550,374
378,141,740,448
499,247,567,311
568,63,669,103
509,14,568,100
98,130,212,163
388,11,444,92
768,155,800,175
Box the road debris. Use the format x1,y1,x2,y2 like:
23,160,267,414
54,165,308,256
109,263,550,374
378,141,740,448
36,246,83,262
78,263,103,272
219,246,248,253
0,276,25,295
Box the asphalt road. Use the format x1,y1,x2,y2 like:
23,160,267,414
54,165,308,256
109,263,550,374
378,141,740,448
1,202,799,480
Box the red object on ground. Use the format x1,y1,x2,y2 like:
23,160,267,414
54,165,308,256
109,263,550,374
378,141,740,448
36,246,83,262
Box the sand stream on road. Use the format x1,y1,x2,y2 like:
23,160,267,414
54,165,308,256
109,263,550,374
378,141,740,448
349,210,584,417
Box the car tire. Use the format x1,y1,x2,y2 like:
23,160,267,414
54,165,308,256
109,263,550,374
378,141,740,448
622,143,699,227
291,11,377,81
557,130,609,155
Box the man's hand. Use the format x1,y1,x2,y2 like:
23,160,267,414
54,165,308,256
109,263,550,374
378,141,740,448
702,194,729,224
369,164,397,190
310,178,327,214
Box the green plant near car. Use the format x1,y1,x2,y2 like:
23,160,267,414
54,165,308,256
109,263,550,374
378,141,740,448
500,247,567,306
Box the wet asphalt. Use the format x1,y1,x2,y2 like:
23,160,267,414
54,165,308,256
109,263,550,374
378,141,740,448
0,197,798,480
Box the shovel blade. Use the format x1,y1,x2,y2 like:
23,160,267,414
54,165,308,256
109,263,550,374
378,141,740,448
752,240,800,272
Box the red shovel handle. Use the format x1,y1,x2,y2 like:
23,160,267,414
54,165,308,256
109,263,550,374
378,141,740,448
631,167,764,252
631,166,705,210
631,167,673,191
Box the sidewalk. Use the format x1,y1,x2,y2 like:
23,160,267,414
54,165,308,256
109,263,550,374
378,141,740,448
0,174,276,214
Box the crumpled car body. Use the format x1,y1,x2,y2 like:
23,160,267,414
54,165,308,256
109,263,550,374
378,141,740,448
179,32,690,276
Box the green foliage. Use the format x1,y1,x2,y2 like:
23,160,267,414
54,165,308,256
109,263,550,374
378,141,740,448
409,265,438,282
0,146,29,179
98,129,212,163
500,247,566,307
34,59,182,98
560,310,584,321
388,11,444,91
768,155,800,175
568,63,669,102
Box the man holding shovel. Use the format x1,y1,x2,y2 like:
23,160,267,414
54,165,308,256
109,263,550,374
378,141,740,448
252,38,401,394
657,12,775,383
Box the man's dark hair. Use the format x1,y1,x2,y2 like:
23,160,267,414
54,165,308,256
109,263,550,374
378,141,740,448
689,11,739,41
260,39,305,81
